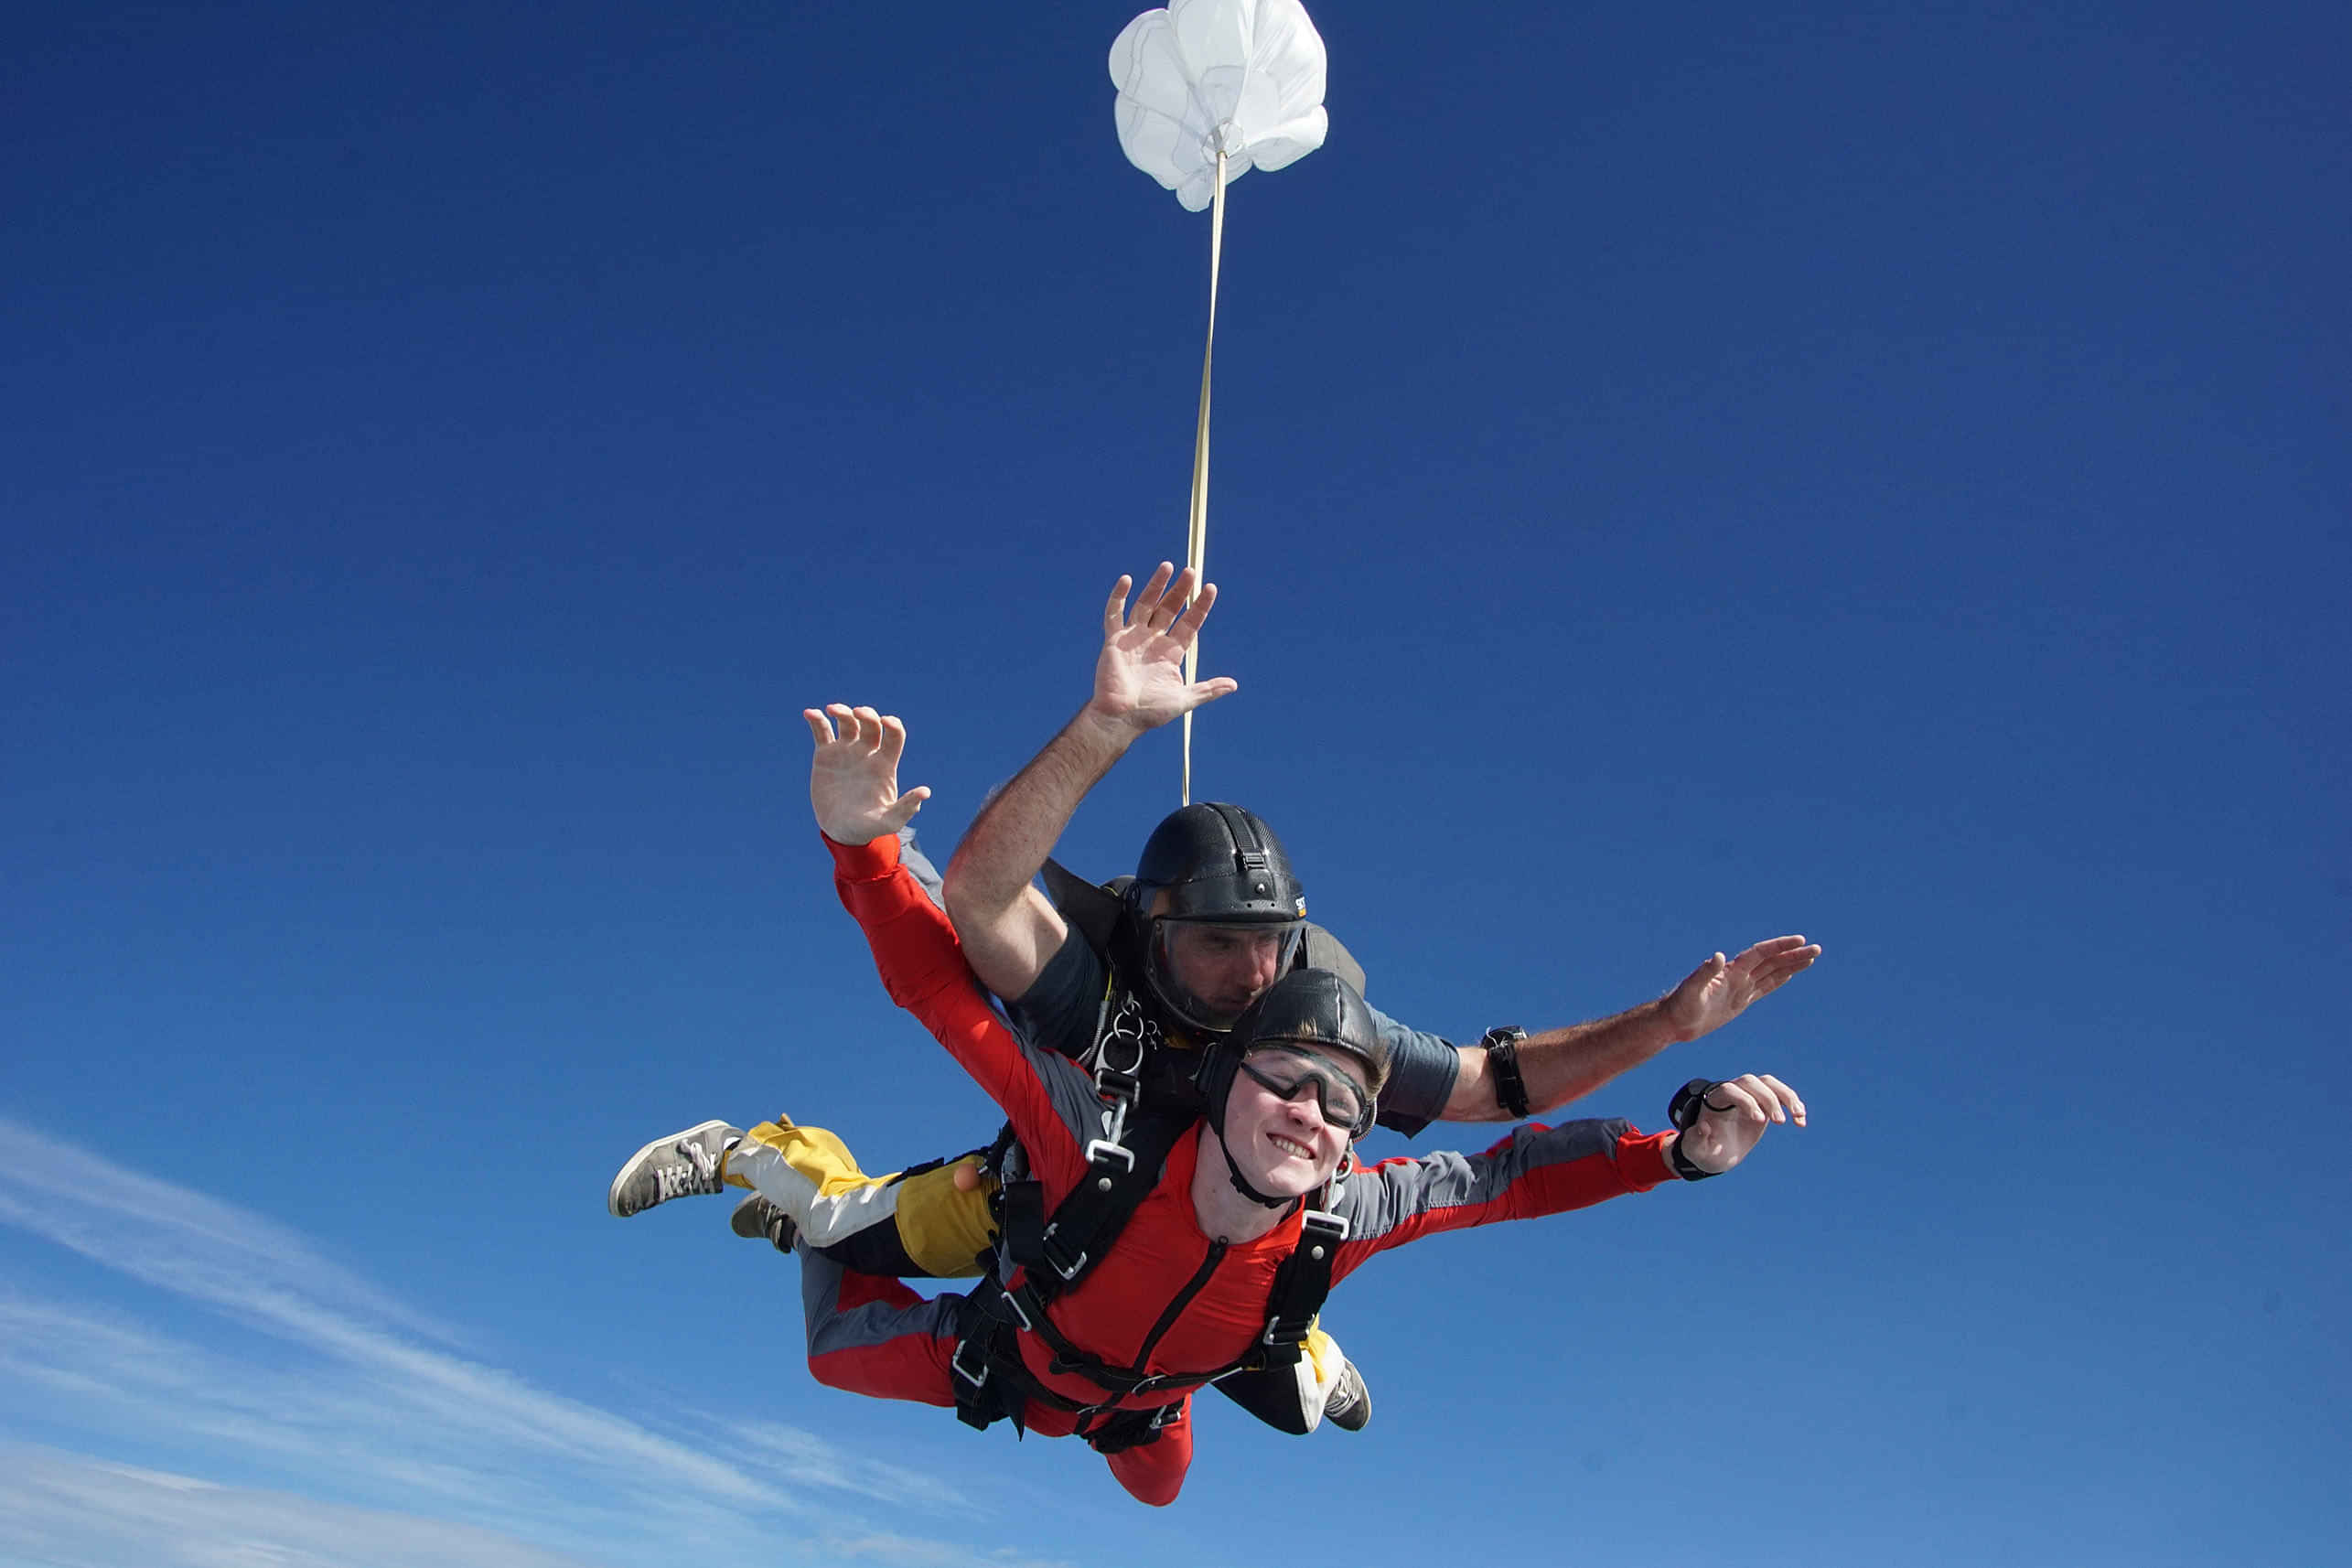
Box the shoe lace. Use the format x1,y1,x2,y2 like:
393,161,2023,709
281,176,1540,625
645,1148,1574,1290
654,1137,722,1200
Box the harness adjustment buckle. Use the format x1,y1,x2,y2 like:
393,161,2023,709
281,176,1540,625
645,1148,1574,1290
1083,1137,1137,1174
950,1335,992,1390
1262,1313,1316,1346
1039,1223,1090,1283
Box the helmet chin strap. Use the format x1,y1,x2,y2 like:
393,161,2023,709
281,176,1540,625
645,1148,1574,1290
1218,1132,1295,1209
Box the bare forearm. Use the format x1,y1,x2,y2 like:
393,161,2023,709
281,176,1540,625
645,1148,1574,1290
1442,999,1683,1122
945,706,1135,914
940,705,1140,998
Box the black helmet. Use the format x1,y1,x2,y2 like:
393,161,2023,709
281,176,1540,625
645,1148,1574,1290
1133,802,1306,924
1130,802,1308,1032
1198,967,1391,1138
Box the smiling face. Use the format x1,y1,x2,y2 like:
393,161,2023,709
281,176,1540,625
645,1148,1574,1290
1216,1043,1363,1198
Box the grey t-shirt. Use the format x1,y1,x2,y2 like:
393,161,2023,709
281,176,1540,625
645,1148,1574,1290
1005,924,1461,1138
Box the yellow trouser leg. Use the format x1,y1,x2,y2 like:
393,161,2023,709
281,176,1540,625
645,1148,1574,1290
726,1118,998,1278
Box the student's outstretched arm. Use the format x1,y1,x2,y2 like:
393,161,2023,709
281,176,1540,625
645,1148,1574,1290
1331,1074,1808,1280
941,565,1235,1003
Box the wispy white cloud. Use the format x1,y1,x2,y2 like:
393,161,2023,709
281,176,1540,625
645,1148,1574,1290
0,1120,456,1347
0,1445,600,1568
0,1116,1073,1568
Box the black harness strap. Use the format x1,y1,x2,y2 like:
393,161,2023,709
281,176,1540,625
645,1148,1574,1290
946,863,1357,1443
950,1195,1350,1430
1007,1108,1190,1294
1257,1208,1347,1361
950,1288,1031,1434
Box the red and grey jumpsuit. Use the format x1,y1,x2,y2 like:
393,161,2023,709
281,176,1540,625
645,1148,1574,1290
793,832,1681,1508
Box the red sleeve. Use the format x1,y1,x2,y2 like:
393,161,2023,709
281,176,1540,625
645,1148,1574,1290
825,832,1076,1172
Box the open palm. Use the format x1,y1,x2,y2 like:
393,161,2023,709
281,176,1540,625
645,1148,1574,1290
804,704,929,846
1662,935,1822,1042
1090,564,1236,732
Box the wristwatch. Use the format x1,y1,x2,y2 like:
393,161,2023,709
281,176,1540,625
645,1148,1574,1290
1480,1026,1531,1120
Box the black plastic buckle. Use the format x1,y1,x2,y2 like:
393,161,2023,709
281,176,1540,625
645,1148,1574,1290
1093,1066,1142,1106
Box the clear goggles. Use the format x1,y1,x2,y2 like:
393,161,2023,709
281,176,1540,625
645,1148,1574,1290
1235,1043,1377,1139
1145,918,1306,1033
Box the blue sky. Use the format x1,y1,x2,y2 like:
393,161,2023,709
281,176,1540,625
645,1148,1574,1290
4,1,2346,1563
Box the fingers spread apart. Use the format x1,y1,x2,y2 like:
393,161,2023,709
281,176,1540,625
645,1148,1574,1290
808,703,913,763
811,703,889,750
1106,564,1219,643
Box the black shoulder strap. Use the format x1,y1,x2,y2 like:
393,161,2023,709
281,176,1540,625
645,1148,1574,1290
1255,1207,1347,1367
1297,921,1368,998
1005,1105,1190,1294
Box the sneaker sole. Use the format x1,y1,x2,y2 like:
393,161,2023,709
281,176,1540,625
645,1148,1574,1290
608,1120,734,1217
730,1193,797,1251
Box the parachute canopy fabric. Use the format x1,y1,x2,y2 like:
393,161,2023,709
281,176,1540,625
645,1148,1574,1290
1110,0,1328,211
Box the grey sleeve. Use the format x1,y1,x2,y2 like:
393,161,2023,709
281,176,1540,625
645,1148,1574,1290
1002,924,1109,1061
897,829,948,908
1368,1004,1459,1139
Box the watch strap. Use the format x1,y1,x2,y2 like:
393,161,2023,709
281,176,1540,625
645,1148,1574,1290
1481,1026,1531,1120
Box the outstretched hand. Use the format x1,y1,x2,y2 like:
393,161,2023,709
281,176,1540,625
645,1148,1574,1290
1662,935,1822,1044
806,704,930,846
1085,564,1238,734
1676,1073,1807,1176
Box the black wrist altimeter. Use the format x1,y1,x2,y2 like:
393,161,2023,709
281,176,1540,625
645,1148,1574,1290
1480,1026,1531,1120
1667,1077,1721,1181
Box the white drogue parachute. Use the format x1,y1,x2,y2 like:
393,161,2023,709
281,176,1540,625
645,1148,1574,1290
1110,0,1328,213
1109,0,1328,803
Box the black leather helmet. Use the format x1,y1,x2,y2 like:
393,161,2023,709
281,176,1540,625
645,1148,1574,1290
1130,803,1308,1031
1233,968,1391,1091
1198,967,1391,1135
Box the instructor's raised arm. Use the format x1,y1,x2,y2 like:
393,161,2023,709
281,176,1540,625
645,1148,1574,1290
943,564,1235,1003
1441,935,1821,1122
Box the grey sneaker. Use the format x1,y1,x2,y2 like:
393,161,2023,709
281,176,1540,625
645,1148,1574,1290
607,1121,742,1217
730,1192,798,1253
1323,1359,1371,1433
